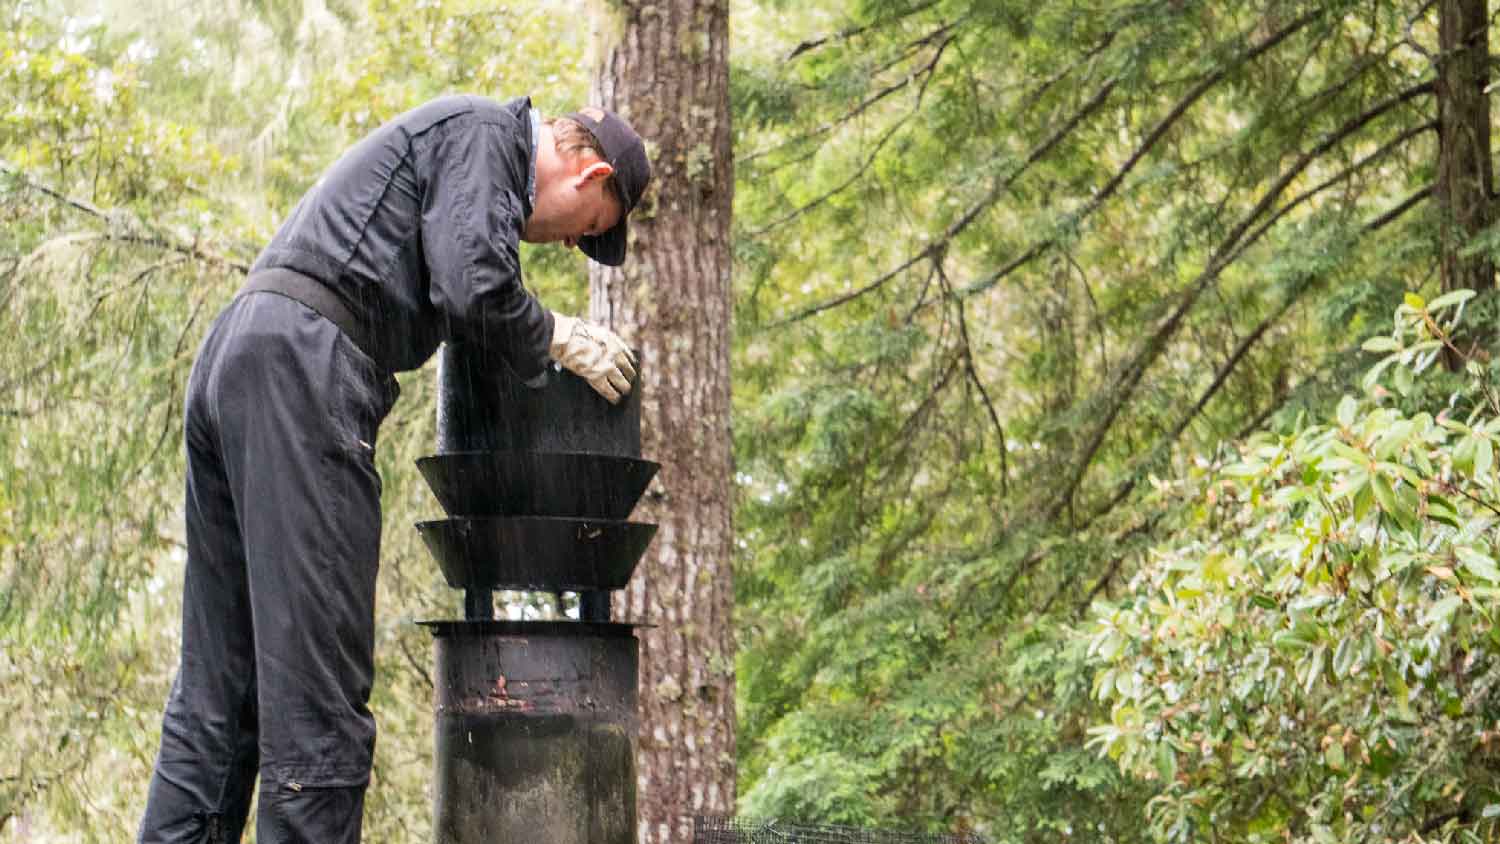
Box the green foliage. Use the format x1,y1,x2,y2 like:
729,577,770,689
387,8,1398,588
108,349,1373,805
1087,293,1500,842
0,10,241,218
0,0,591,838
312,0,589,129
1,6,248,834
730,0,1488,840
6,0,1499,840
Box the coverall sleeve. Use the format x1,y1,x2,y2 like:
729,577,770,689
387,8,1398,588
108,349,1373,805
419,111,555,380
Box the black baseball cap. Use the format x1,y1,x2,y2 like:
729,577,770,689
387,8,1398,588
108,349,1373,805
567,107,652,266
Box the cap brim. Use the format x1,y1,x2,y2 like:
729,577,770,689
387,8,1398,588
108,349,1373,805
579,220,627,267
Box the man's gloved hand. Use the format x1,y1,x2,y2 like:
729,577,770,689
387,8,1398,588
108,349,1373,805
549,313,638,404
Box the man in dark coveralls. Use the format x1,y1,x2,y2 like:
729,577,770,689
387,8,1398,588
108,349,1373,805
137,95,651,843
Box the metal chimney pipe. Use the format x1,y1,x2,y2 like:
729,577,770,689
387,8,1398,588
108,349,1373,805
424,341,647,844
428,620,638,844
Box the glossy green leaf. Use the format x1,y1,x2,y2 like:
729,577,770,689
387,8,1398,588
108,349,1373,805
1458,547,1500,583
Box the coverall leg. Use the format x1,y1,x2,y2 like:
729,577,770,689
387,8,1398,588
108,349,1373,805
139,292,399,843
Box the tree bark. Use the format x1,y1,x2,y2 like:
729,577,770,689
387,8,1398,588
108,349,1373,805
1436,0,1494,302
588,1,736,842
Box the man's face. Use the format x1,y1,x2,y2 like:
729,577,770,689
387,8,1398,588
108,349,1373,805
522,158,624,250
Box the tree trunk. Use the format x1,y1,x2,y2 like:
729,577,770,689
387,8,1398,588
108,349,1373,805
588,2,736,842
1436,0,1494,305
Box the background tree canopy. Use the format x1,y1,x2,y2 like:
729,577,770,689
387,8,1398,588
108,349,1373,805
3,0,1499,842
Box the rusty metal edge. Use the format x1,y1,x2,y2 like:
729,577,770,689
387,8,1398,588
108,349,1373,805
417,619,651,637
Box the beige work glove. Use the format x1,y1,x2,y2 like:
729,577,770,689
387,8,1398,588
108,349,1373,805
549,313,638,404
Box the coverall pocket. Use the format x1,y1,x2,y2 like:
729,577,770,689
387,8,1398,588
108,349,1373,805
331,333,400,459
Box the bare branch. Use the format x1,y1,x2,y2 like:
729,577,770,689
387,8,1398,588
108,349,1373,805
936,263,1009,497
1155,129,1438,448
0,161,252,273
1077,183,1436,530
962,6,1331,299
1045,79,1437,521
767,76,1119,328
1404,0,1441,60
1368,183,1435,230
746,32,955,237
784,0,941,62
743,18,964,171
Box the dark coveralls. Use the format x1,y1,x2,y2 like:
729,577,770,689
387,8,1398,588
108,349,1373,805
139,95,554,843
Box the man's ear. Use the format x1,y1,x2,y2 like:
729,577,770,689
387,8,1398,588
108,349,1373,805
576,161,615,187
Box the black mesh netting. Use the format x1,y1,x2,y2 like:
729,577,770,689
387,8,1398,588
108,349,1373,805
693,817,988,844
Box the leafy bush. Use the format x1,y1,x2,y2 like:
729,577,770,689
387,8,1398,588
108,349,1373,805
1087,291,1500,843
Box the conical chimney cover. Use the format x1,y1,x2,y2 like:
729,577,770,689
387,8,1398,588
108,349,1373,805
418,516,658,592
418,451,659,520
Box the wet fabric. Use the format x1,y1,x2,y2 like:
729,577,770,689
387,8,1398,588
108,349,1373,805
250,94,554,377
138,292,399,843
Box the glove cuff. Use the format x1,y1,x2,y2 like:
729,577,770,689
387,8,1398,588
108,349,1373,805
549,313,579,360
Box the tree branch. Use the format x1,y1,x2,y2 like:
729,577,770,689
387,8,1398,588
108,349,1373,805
962,5,1332,299
1054,514,1162,618
0,254,187,397
746,32,955,237
1225,119,1438,272
1046,79,1436,521
0,161,252,273
1403,0,1442,61
937,263,1009,497
1368,183,1436,230
767,75,1119,328
1369,659,1500,830
1160,128,1438,443
784,0,942,62
744,17,964,171
1076,184,1435,529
